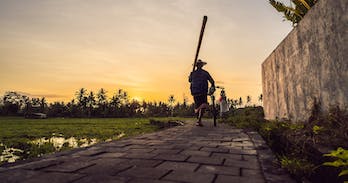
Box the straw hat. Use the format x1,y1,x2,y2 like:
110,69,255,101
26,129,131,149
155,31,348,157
196,59,207,66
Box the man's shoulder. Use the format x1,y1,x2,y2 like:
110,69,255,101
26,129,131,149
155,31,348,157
201,69,210,75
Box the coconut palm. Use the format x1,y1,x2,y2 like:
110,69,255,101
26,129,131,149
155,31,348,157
86,91,96,118
258,94,263,106
246,96,252,107
239,97,243,108
269,0,318,26
168,95,175,116
97,88,108,117
75,88,88,116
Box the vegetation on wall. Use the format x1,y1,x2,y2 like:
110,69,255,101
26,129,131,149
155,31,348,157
269,0,318,26
223,104,348,182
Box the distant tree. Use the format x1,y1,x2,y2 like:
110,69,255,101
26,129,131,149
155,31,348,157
2,91,27,115
246,96,252,106
228,99,237,110
86,91,96,118
258,94,263,106
48,102,67,117
269,0,318,26
66,99,78,117
233,99,238,109
40,97,47,113
129,99,142,117
75,88,87,116
183,94,188,108
168,95,175,117
97,88,108,117
239,97,243,108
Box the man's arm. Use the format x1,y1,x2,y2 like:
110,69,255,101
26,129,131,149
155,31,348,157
208,73,215,87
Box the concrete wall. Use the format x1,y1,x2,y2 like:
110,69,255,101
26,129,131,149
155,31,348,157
262,0,348,122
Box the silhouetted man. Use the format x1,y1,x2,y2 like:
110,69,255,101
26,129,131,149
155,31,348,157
189,59,215,126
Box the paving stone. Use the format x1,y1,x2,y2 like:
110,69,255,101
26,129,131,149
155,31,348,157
78,158,129,175
72,148,106,157
119,159,163,168
117,167,169,179
25,172,85,183
125,148,155,153
200,147,229,153
241,169,264,178
104,147,129,153
151,144,176,149
230,142,244,148
163,170,215,183
43,161,96,173
211,152,242,160
0,169,39,183
127,178,176,183
171,144,193,149
232,138,249,142
153,154,189,161
126,140,150,145
243,146,256,150
121,152,158,159
16,159,63,171
74,174,129,183
101,142,131,148
224,159,260,169
215,175,266,183
240,149,257,155
180,150,211,157
187,156,224,165
95,152,126,158
127,145,150,149
152,149,182,154
155,161,199,171
197,165,239,176
242,155,259,162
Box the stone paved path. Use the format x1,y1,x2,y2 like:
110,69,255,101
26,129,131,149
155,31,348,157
0,120,294,183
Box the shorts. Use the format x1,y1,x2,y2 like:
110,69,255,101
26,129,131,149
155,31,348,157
193,94,208,109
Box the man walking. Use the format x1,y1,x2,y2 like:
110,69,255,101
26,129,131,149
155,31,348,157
189,59,215,126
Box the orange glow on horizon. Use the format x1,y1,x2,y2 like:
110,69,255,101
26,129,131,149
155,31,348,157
0,0,292,105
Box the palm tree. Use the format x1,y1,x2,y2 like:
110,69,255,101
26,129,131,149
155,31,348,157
258,94,263,106
97,88,108,117
86,91,96,118
246,96,252,107
75,88,87,115
269,0,318,26
40,97,47,113
239,97,243,108
168,95,175,117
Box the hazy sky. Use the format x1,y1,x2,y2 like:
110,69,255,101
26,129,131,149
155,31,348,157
0,0,292,103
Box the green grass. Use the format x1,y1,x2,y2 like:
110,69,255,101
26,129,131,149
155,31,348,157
0,117,160,142
0,117,184,164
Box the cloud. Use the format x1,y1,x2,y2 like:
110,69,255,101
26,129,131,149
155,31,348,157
14,91,67,99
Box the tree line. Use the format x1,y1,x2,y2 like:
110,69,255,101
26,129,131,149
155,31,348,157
0,89,262,118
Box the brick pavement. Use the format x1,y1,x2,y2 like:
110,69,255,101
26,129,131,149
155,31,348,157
0,120,295,183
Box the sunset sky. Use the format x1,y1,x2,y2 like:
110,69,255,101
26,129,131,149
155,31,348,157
0,0,292,103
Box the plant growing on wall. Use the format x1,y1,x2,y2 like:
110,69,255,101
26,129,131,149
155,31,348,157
323,147,348,180
269,0,318,26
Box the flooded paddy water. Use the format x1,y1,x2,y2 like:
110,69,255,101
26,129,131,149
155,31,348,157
0,132,125,164
0,117,165,165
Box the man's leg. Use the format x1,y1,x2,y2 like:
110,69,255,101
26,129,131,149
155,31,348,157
197,103,208,126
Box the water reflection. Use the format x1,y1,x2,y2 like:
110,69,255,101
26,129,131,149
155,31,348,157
0,143,23,163
31,136,98,149
0,133,126,164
